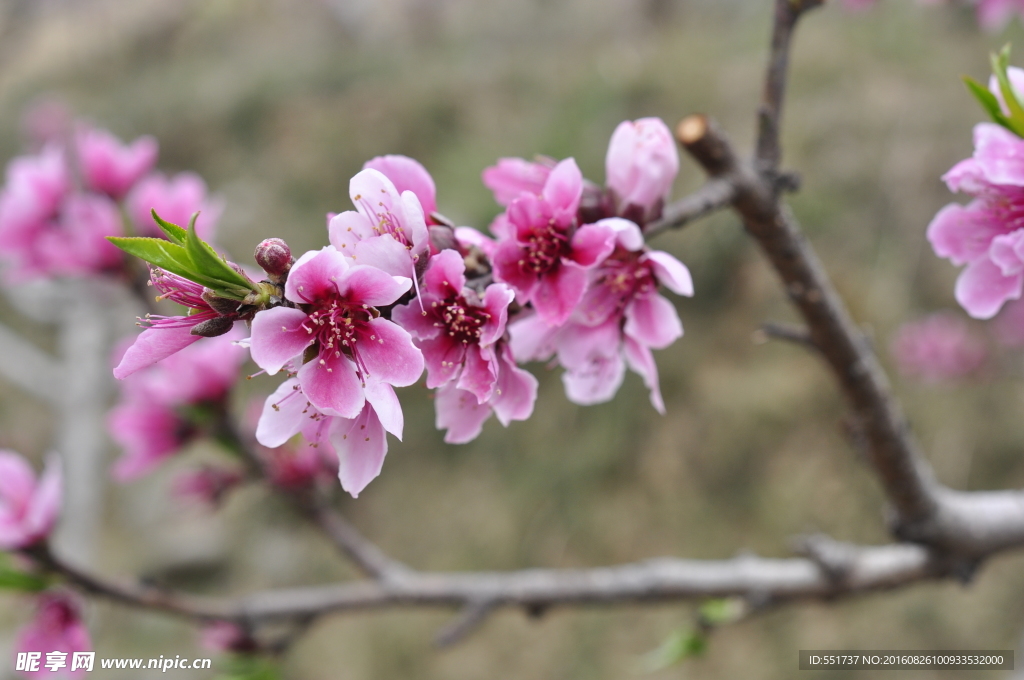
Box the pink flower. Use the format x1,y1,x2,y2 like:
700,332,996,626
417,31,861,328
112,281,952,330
0,452,61,550
363,155,437,219
0,144,70,278
250,246,423,419
490,158,617,326
327,169,429,278
391,249,538,443
977,0,1024,31
890,313,987,382
482,157,553,206
199,621,251,654
126,172,222,241
992,296,1024,345
14,591,91,679
928,123,1024,318
113,268,245,380
255,378,402,497
172,466,245,508
108,330,247,481
75,126,157,200
33,193,124,277
605,118,678,224
510,218,692,412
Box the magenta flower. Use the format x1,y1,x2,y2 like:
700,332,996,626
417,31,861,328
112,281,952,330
0,451,61,551
482,157,553,206
0,144,70,278
928,123,1024,319
14,591,91,679
889,313,987,383
510,218,692,412
255,377,403,497
391,249,538,443
199,621,250,653
977,0,1024,31
108,329,247,480
75,126,158,200
363,155,438,219
114,268,245,380
328,169,429,278
126,172,222,241
489,158,617,326
250,245,423,421
605,118,679,224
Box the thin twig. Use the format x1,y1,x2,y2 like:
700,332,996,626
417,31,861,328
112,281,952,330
757,321,815,349
434,600,498,648
643,178,737,238
756,0,825,169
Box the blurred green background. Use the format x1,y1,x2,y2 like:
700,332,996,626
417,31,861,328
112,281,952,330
2,0,1024,678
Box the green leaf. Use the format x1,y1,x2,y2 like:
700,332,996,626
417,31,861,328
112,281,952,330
991,45,1024,137
107,237,198,282
150,209,187,246
0,554,50,592
698,597,746,626
641,627,707,673
183,213,256,295
963,76,1013,129
212,656,281,680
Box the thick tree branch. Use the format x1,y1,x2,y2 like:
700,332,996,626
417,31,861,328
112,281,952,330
0,322,62,405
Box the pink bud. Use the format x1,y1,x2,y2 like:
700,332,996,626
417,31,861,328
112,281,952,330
254,238,291,277
15,591,91,679
0,451,61,550
605,118,679,222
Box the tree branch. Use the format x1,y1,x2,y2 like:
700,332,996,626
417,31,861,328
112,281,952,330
756,0,825,169
643,178,737,238
0,322,62,405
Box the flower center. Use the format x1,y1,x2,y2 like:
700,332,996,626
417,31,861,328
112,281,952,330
304,300,374,367
436,295,491,345
522,220,571,274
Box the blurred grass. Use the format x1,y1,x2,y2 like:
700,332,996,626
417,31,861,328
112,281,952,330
3,0,1024,678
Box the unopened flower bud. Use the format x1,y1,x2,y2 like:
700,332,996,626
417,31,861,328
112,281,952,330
201,289,241,315
190,315,235,337
255,238,292,277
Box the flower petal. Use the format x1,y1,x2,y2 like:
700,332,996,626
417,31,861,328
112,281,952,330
624,294,683,349
337,264,412,307
298,351,365,418
285,247,350,304
435,384,492,444
355,317,424,387
644,250,694,296
364,379,404,440
955,257,1024,319
532,260,588,326
623,336,665,414
363,155,437,217
113,325,203,380
329,404,388,497
255,378,310,448
250,307,314,376
491,345,538,425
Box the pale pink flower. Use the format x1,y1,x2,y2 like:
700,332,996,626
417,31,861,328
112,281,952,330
482,157,553,206
510,218,692,412
0,452,61,550
928,123,1024,318
14,591,91,679
0,144,70,278
327,168,429,278
489,158,617,326
363,155,438,219
126,172,222,241
75,126,157,200
391,249,537,443
255,377,402,497
199,621,251,654
890,313,987,382
605,118,678,225
250,246,422,419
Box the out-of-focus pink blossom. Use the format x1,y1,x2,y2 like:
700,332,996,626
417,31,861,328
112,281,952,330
511,218,692,412
171,466,245,508
0,144,70,278
126,172,222,241
482,157,553,206
392,249,537,443
889,313,987,382
255,378,401,497
489,158,617,326
363,155,438,219
75,126,157,200
250,246,422,420
20,98,71,150
992,296,1024,346
605,118,678,224
0,452,61,551
928,123,1024,318
109,329,247,481
199,621,252,654
977,0,1024,31
14,591,90,679
114,268,247,380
